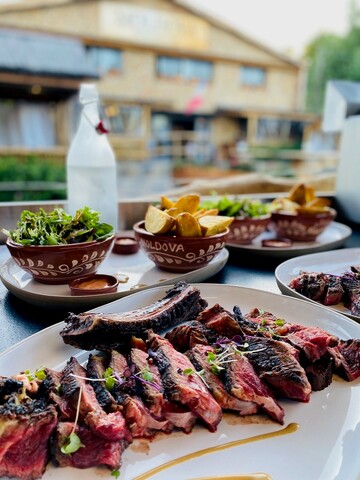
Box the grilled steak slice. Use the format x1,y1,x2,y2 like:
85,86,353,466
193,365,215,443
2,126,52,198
129,348,166,419
304,353,334,391
86,354,114,410
323,276,344,305
53,422,124,470
244,336,312,401
109,350,171,438
285,325,338,363
330,339,360,381
0,377,23,402
187,345,258,415
223,345,285,424
161,401,197,433
196,304,243,338
165,321,217,352
148,331,222,432
61,357,129,442
37,368,74,420
0,399,57,480
122,395,172,438
288,272,328,302
60,281,208,350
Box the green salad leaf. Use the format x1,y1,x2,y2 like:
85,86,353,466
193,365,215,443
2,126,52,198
200,196,272,218
2,206,113,245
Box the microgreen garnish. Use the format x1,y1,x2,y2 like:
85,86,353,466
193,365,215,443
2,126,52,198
183,368,195,376
61,431,84,455
111,469,121,478
103,367,116,391
24,367,47,382
276,318,285,326
69,364,161,393
61,386,85,455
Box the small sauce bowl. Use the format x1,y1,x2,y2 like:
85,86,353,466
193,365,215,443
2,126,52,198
69,274,119,296
112,236,139,254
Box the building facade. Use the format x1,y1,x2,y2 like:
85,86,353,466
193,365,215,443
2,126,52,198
0,0,316,162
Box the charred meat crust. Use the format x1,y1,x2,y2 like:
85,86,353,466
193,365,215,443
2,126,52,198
60,281,208,350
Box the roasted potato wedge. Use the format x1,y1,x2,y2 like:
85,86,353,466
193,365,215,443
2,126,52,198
199,215,233,237
173,194,200,214
145,205,175,234
194,208,219,219
288,183,307,205
160,196,174,210
165,207,183,219
306,197,331,208
176,212,202,237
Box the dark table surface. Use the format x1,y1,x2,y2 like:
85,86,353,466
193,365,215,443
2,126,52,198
1,214,360,353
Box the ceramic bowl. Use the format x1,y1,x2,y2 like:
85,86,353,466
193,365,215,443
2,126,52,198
6,235,114,284
133,221,228,273
69,274,119,296
226,215,271,245
112,235,139,255
270,208,336,242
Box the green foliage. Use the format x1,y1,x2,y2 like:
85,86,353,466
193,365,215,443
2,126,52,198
305,1,360,112
0,155,66,201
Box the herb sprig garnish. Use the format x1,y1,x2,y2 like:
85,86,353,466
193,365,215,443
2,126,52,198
182,342,266,386
61,386,84,455
24,367,47,382
69,365,160,392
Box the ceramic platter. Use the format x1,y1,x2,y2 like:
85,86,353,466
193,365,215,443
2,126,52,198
227,221,352,259
275,247,360,322
0,248,229,309
1,284,359,480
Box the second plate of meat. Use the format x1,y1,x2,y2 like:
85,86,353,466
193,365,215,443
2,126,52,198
275,247,360,321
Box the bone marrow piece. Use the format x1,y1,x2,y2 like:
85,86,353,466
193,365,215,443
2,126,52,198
60,281,208,351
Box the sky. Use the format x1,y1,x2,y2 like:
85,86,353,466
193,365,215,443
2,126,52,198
186,0,353,59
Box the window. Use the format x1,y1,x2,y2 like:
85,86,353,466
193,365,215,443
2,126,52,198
104,104,143,136
240,66,266,87
87,47,122,75
157,56,213,81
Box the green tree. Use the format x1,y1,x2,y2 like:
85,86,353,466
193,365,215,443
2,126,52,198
305,0,360,113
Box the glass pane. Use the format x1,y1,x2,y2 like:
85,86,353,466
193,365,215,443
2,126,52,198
240,66,266,86
87,47,122,75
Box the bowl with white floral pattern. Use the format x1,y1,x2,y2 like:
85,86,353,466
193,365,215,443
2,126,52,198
6,235,114,284
133,221,228,273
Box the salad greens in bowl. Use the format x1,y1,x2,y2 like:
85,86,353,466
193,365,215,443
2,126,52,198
2,206,113,246
3,207,115,284
200,196,272,245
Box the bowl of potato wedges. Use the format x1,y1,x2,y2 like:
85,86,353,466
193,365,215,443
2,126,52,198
270,183,336,242
133,194,233,272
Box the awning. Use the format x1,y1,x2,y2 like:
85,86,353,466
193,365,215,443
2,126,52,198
0,28,99,79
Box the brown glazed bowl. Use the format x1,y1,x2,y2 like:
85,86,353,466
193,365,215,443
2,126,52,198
226,215,271,245
6,235,115,284
69,274,119,296
270,208,337,242
133,221,228,273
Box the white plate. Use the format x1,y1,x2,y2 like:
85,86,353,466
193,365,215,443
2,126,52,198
227,221,352,258
1,284,359,480
275,247,360,322
0,248,229,309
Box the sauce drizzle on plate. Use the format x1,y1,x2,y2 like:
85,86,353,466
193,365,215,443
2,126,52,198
134,423,299,480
